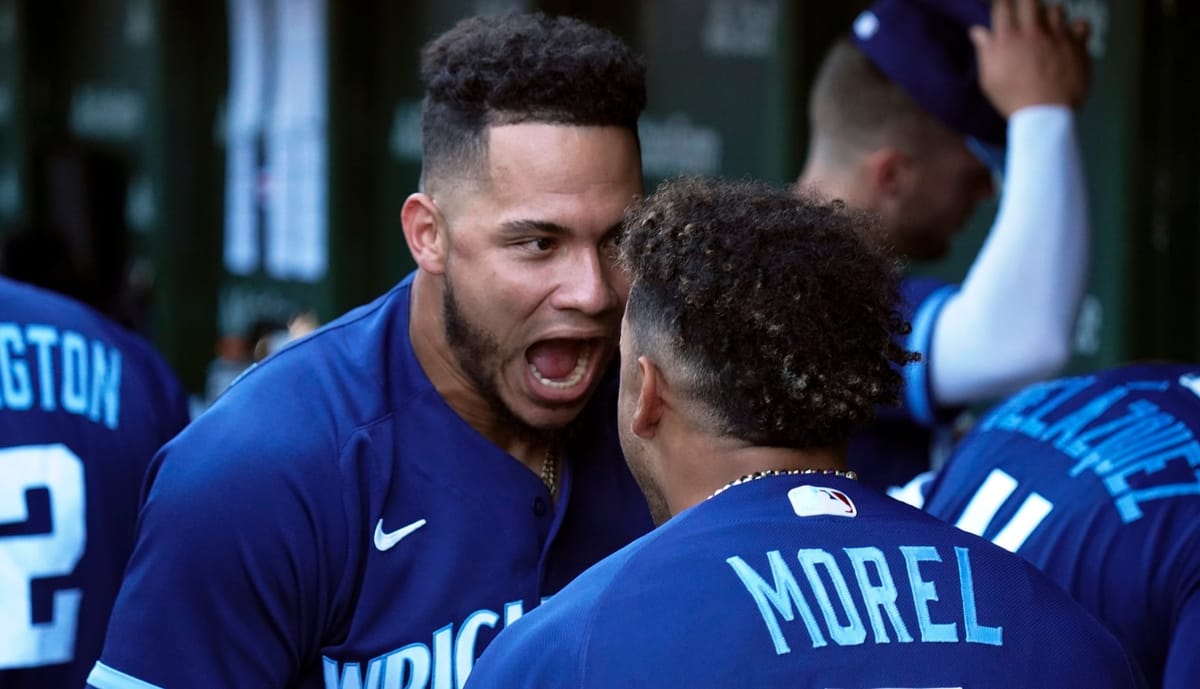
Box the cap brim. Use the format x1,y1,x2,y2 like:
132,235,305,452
966,136,1006,180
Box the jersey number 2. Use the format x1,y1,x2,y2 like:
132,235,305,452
954,468,1053,553
0,444,86,668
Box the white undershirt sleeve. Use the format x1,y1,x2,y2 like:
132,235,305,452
929,105,1088,407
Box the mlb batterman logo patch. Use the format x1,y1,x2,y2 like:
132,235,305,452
1179,372,1200,399
788,485,858,518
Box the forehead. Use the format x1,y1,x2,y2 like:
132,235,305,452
470,122,644,232
486,123,642,188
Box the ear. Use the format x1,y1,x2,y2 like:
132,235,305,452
401,193,447,275
861,146,913,207
630,355,666,439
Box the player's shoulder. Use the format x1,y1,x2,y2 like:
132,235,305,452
1018,583,1146,685
557,518,673,602
205,279,417,438
4,276,112,332
997,362,1200,410
903,504,1112,630
514,514,678,633
149,281,421,504
1099,360,1200,383
833,484,1055,574
956,362,1200,473
1117,361,1200,412
860,491,1141,680
1,274,78,310
468,526,670,688
139,385,363,576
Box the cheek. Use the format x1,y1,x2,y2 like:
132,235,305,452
491,275,570,350
451,266,528,333
952,159,994,203
930,174,975,220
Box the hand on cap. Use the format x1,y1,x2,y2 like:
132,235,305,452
969,0,1091,116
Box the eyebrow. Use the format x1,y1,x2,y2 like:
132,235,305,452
498,219,624,238
498,219,571,237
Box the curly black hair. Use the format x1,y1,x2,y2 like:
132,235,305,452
419,12,646,190
620,176,918,450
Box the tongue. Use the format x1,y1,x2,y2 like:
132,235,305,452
527,340,583,380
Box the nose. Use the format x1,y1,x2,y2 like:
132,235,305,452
550,247,621,316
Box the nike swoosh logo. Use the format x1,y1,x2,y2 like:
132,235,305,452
374,518,427,551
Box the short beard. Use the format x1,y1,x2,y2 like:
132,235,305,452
442,272,551,441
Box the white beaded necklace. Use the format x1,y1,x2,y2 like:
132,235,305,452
707,468,858,501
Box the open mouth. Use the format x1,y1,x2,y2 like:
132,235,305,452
526,339,594,390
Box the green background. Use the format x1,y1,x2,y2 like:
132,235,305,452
0,0,1192,397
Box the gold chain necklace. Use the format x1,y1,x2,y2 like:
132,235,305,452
541,444,560,499
707,468,857,501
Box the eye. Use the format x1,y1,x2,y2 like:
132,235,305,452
522,237,555,253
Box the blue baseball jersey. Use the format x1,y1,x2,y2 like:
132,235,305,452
466,474,1142,689
922,363,1200,689
87,273,653,689
0,277,190,689
850,275,960,490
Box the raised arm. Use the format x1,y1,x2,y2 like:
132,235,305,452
930,0,1092,407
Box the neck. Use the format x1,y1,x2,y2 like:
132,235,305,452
408,271,550,470
664,435,849,517
707,466,857,501
708,443,849,491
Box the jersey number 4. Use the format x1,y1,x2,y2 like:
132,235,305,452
0,444,86,668
954,468,1053,553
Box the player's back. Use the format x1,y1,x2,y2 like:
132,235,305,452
467,475,1142,689
922,363,1200,688
0,277,190,689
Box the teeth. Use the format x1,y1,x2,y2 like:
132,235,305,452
530,346,591,389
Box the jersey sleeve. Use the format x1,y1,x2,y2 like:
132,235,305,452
87,395,353,689
464,598,587,689
897,275,959,427
929,106,1085,407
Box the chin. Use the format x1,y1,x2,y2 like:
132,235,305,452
518,398,594,432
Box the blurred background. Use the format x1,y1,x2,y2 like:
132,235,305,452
0,0,1194,403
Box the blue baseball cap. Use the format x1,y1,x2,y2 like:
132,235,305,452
851,0,1007,175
